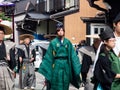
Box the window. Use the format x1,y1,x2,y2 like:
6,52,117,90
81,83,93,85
90,23,107,45
94,28,98,34
22,20,38,32
38,0,79,13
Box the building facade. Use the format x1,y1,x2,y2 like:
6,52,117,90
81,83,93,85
64,0,107,44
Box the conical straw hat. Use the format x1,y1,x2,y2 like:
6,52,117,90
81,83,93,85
19,34,34,40
0,21,13,35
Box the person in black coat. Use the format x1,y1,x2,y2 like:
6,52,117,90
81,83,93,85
9,47,17,70
9,47,23,73
93,26,120,90
81,38,101,90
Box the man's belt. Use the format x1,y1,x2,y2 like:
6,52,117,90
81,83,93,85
23,58,34,65
0,60,8,66
23,58,30,62
0,59,6,61
54,56,68,60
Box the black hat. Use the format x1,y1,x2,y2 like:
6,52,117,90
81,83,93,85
113,12,120,23
99,26,115,41
56,22,63,30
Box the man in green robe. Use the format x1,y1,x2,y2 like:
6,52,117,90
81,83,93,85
109,51,120,90
111,12,120,90
38,22,81,90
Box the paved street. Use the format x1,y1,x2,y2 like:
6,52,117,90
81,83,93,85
14,72,84,90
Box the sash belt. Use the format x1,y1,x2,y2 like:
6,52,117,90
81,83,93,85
54,56,68,60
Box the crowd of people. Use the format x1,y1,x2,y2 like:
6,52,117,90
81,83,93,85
0,23,36,89
1,12,120,90
77,12,120,90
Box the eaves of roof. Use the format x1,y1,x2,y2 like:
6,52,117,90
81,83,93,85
26,12,50,21
14,0,36,16
80,17,106,23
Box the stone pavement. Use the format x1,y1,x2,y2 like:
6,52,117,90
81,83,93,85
14,72,84,90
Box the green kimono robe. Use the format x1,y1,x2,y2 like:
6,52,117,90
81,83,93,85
109,51,120,90
38,37,81,90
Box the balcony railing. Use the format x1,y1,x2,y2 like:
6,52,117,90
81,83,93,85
36,0,79,14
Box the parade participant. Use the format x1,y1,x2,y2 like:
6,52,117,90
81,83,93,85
108,12,120,90
18,34,36,89
113,12,120,56
93,27,120,90
38,22,81,90
9,44,23,77
80,38,101,90
0,23,15,90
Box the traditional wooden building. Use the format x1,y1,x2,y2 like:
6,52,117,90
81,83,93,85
65,0,120,45
64,0,107,45
1,0,119,45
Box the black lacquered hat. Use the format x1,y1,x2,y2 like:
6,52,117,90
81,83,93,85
113,12,120,23
99,26,115,41
56,22,63,29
